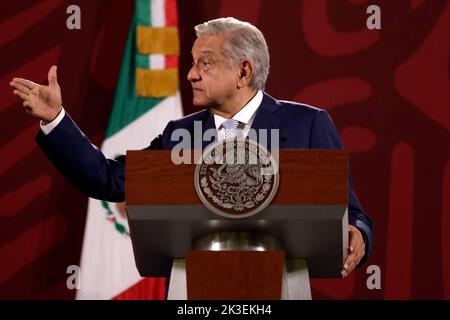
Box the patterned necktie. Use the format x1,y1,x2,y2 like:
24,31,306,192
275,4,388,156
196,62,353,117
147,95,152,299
222,119,239,139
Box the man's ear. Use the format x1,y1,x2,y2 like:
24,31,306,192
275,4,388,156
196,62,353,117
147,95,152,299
237,60,254,88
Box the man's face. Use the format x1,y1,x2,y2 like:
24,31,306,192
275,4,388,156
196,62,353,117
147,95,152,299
187,34,239,108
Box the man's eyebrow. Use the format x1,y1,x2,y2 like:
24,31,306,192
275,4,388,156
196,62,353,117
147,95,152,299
191,50,213,56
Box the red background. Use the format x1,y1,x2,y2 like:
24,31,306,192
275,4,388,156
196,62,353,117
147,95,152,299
0,0,449,299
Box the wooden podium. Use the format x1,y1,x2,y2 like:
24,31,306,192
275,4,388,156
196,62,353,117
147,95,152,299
125,149,349,300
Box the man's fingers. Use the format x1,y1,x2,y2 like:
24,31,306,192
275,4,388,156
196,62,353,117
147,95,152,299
342,245,365,277
48,65,58,86
349,237,360,255
342,226,366,278
11,78,36,90
348,226,363,255
343,252,356,270
342,251,360,277
10,81,31,94
341,261,355,277
13,90,29,101
346,257,357,271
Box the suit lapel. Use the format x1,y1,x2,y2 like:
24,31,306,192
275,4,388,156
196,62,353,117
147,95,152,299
250,92,282,150
201,111,217,149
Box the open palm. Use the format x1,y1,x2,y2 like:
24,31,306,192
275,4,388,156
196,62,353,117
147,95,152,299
10,65,62,123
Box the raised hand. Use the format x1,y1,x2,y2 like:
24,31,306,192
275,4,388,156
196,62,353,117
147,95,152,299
10,65,62,123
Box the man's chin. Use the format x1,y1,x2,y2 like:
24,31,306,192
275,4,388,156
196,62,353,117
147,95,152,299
192,98,208,108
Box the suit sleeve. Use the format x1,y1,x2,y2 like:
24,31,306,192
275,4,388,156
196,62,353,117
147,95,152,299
35,113,172,202
309,109,374,265
143,120,175,150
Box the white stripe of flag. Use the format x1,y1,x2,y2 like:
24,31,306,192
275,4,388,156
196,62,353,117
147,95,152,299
151,0,165,27
149,54,165,70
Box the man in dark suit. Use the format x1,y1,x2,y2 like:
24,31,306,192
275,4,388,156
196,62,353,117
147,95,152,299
10,17,372,278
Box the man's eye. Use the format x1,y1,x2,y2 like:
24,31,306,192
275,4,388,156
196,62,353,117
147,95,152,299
202,61,210,66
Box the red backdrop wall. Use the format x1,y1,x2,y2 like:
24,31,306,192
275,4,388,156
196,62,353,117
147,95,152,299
0,0,449,299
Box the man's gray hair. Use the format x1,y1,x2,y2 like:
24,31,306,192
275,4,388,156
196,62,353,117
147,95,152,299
194,17,270,91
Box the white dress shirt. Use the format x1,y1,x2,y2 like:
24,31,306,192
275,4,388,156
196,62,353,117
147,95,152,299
213,90,263,141
40,108,66,135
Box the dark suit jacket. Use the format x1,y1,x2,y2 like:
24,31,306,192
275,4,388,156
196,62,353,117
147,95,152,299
36,92,373,262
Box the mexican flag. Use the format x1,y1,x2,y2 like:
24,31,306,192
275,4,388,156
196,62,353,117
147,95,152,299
76,0,183,300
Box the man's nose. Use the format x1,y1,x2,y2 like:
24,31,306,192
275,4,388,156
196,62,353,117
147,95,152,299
187,64,200,82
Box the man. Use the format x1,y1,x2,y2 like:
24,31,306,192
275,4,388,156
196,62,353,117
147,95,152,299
10,17,372,278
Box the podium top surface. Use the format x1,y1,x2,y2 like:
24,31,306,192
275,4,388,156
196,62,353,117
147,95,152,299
126,149,348,205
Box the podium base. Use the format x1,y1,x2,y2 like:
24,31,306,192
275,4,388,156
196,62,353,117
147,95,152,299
167,258,311,300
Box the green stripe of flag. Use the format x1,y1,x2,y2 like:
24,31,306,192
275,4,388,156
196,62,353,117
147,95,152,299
135,53,150,69
105,5,162,139
136,0,151,26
